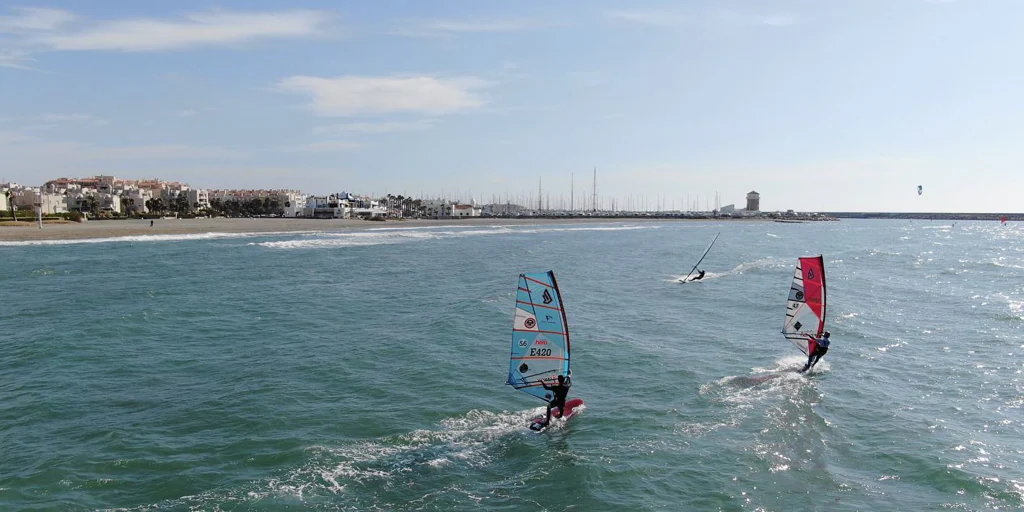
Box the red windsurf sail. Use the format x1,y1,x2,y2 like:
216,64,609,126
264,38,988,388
782,256,827,355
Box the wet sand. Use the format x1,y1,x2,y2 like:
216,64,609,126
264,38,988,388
0,216,739,242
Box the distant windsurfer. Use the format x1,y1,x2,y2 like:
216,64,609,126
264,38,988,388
542,374,572,423
692,270,706,281
800,331,831,373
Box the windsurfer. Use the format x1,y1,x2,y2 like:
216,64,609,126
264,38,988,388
542,374,572,423
692,270,706,281
800,331,831,372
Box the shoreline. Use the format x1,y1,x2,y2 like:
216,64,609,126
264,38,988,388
0,216,772,242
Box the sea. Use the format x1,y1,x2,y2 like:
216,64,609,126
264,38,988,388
1,219,1021,511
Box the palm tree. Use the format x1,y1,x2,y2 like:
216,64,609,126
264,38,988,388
88,196,101,217
121,195,135,217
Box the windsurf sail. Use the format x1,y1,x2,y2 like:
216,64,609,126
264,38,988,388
782,256,827,355
507,271,570,402
682,232,721,282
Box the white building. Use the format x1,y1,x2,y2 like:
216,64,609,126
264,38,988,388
16,189,68,215
0,184,12,213
451,203,482,217
281,192,307,217
302,195,350,218
122,189,154,214
185,188,210,210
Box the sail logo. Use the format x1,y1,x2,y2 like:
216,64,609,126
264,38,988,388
534,339,549,346
542,290,553,304
807,269,815,280
524,318,537,329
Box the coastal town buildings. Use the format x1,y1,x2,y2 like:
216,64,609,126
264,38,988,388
420,199,482,218
302,194,347,218
5,175,773,220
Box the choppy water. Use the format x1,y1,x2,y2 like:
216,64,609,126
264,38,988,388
1,220,1022,511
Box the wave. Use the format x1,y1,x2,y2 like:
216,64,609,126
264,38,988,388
264,408,543,500
672,257,789,283
257,224,659,250
0,231,321,247
102,407,549,511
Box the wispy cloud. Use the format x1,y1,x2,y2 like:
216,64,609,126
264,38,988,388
84,144,242,159
276,75,490,116
36,113,92,122
312,119,437,135
278,140,365,152
32,113,108,127
393,18,553,37
0,130,36,145
176,109,199,118
0,7,75,33
33,10,333,52
0,7,332,61
0,48,35,69
604,9,689,27
605,8,798,28
758,15,798,27
0,136,243,161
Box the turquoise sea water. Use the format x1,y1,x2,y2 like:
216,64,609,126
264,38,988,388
1,220,1022,511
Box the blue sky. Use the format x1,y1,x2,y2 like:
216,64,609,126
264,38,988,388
1,0,1021,212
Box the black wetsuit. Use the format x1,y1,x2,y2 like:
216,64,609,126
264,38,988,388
693,270,706,281
801,336,830,372
542,378,572,422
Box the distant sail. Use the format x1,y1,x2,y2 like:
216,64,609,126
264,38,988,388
917,185,923,196
507,271,571,401
682,232,721,282
783,256,827,355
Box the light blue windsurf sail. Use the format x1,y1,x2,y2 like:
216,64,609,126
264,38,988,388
507,271,571,402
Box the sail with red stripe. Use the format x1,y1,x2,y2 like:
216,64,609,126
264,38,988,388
783,256,827,355
507,271,571,401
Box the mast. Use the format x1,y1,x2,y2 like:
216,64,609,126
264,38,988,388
571,173,574,212
592,167,597,213
538,177,543,212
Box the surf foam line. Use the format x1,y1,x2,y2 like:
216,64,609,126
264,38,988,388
257,224,660,250
0,230,324,247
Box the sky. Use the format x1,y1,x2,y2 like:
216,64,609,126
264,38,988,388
1,0,1022,212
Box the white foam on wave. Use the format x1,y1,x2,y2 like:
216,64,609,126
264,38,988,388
516,224,656,234
671,257,788,283
0,230,321,247
670,271,726,283
265,407,539,500
256,223,658,250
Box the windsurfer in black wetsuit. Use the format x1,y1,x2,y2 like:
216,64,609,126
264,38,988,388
800,331,831,372
542,374,571,423
693,269,706,281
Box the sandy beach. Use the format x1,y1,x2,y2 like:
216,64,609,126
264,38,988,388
0,216,749,242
